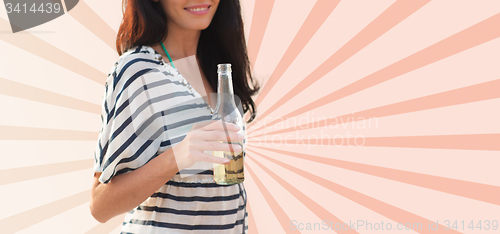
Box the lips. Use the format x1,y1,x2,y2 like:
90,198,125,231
184,4,211,15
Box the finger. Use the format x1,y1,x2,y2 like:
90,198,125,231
197,130,244,142
191,120,214,130
201,120,240,132
192,151,231,165
200,141,243,153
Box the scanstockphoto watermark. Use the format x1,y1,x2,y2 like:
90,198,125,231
290,219,499,231
3,0,80,33
251,112,380,131
251,130,368,150
250,112,380,149
290,219,423,231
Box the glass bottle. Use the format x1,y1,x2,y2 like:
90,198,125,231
212,64,245,185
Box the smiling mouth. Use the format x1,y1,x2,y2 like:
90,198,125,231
184,5,211,12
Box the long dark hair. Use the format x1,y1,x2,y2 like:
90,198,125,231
116,0,259,122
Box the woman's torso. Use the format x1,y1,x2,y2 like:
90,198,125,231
104,45,248,233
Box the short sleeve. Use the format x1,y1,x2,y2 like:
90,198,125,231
93,59,171,184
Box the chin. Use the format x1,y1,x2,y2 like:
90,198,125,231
186,21,213,31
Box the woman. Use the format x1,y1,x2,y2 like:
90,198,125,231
90,0,259,233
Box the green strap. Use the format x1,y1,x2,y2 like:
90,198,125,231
160,41,176,69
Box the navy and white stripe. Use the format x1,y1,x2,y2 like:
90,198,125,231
94,45,248,233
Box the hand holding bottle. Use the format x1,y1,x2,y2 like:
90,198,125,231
171,120,244,171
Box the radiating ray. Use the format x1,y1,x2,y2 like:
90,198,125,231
250,134,500,151
361,134,500,151
249,13,500,132
247,152,360,234
67,1,117,50
0,159,93,186
247,149,463,234
0,77,101,114
245,162,300,233
248,0,432,128
251,79,500,137
0,125,98,140
246,201,258,234
247,0,276,68
0,190,90,234
0,18,106,85
251,146,500,206
253,0,341,105
84,214,125,234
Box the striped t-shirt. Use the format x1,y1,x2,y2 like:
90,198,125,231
94,45,248,233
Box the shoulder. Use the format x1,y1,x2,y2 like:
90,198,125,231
102,45,181,108
107,45,163,87
105,45,177,94
116,45,160,70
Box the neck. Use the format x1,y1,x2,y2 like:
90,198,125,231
162,22,201,60
214,67,237,115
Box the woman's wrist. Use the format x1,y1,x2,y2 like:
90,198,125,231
158,148,181,179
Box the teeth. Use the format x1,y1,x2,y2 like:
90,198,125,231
187,7,208,11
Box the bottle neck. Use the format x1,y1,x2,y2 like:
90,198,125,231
214,72,237,114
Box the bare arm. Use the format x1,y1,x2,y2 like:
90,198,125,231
90,149,178,223
89,121,243,223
